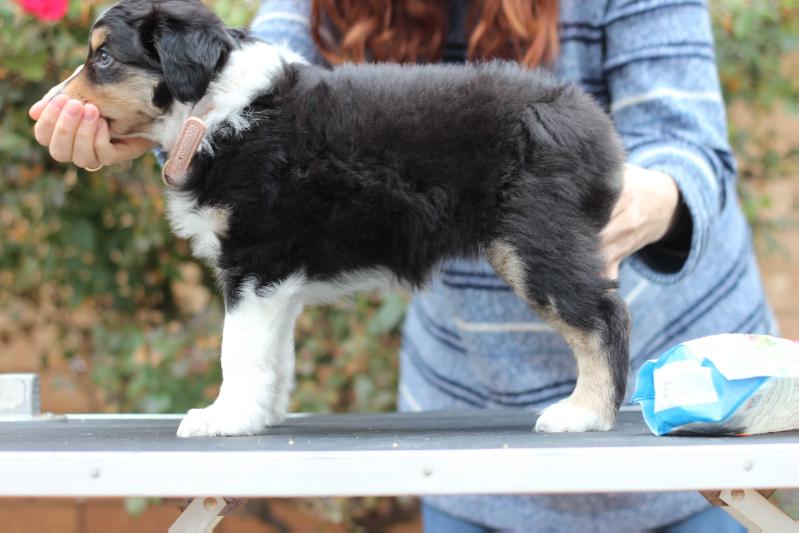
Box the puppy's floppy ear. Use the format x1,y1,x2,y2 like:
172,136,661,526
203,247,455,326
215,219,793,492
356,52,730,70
143,0,233,103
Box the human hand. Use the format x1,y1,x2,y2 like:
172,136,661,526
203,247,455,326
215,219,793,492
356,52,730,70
29,94,154,170
601,164,681,280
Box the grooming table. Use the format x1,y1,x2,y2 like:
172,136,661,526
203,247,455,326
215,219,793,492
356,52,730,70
1,377,797,531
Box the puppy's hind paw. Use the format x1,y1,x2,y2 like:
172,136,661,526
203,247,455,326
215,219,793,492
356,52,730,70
535,400,613,433
177,403,277,438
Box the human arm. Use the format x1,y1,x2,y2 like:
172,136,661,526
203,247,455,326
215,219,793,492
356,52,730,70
600,0,736,281
250,0,325,65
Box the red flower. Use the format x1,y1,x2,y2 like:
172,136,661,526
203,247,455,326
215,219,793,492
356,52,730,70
18,0,68,21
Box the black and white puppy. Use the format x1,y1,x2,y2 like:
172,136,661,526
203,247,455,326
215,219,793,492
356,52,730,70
55,0,630,437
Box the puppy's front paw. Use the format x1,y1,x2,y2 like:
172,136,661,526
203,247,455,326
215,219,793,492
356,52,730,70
177,403,279,438
535,399,613,432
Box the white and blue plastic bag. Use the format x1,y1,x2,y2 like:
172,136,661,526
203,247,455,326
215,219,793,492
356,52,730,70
633,334,799,436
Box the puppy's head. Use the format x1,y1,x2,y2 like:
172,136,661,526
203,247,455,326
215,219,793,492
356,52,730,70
58,0,234,138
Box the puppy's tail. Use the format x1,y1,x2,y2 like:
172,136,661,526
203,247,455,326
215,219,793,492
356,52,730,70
598,290,631,410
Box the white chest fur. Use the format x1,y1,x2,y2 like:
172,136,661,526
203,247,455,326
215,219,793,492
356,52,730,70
166,190,229,263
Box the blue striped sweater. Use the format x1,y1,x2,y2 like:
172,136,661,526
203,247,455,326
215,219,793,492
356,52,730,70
251,1,775,530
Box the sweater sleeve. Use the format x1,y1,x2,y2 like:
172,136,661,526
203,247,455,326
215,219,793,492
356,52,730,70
603,0,736,282
250,0,326,66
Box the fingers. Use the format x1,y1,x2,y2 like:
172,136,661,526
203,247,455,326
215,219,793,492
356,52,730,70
115,136,156,160
71,104,101,169
93,119,117,164
601,163,682,280
608,185,633,224
608,196,627,221
602,238,629,273
33,94,152,169
32,94,68,146
602,204,640,246
605,261,620,281
33,97,102,169
29,92,61,121
606,163,637,221
29,99,47,121
601,194,638,280
94,120,155,166
31,65,85,120
48,99,86,163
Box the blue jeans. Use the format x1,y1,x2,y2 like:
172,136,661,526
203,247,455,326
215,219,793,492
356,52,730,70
421,502,746,533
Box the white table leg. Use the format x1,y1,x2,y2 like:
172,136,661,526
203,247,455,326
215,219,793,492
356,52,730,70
169,497,245,533
718,489,799,533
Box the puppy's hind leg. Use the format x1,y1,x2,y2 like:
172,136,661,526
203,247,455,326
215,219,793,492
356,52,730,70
487,241,630,432
531,293,629,432
177,275,305,437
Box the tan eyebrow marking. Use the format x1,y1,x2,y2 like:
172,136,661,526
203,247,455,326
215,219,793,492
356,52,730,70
90,27,108,52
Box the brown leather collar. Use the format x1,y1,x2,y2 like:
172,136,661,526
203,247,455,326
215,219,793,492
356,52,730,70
162,117,207,187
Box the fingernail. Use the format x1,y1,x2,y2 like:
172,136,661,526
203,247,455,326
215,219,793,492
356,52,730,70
84,106,97,121
51,95,68,109
65,100,82,116
29,100,45,117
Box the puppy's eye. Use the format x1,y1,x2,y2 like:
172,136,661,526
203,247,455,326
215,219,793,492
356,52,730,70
95,49,114,68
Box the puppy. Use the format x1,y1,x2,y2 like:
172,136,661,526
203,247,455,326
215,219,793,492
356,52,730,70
51,0,630,437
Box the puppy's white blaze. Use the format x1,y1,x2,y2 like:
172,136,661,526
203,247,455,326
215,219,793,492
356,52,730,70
165,190,229,262
149,102,193,150
200,41,307,152
151,41,306,153
177,275,306,437
50,64,84,99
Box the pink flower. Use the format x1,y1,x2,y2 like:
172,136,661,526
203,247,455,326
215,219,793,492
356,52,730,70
18,0,68,22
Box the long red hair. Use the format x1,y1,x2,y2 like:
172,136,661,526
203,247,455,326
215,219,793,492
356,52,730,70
310,0,559,68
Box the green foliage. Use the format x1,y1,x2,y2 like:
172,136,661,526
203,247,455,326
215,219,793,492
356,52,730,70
713,0,798,108
711,0,799,251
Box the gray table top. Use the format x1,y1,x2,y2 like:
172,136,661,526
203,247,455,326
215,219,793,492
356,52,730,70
1,409,797,452
1,409,797,497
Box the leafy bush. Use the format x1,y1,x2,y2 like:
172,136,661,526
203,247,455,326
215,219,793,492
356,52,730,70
711,0,799,250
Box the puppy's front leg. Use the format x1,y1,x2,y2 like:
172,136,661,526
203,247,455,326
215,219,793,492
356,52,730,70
177,276,305,437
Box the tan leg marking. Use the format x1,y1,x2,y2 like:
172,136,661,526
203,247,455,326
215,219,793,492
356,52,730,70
534,307,615,425
486,241,615,430
486,241,526,290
